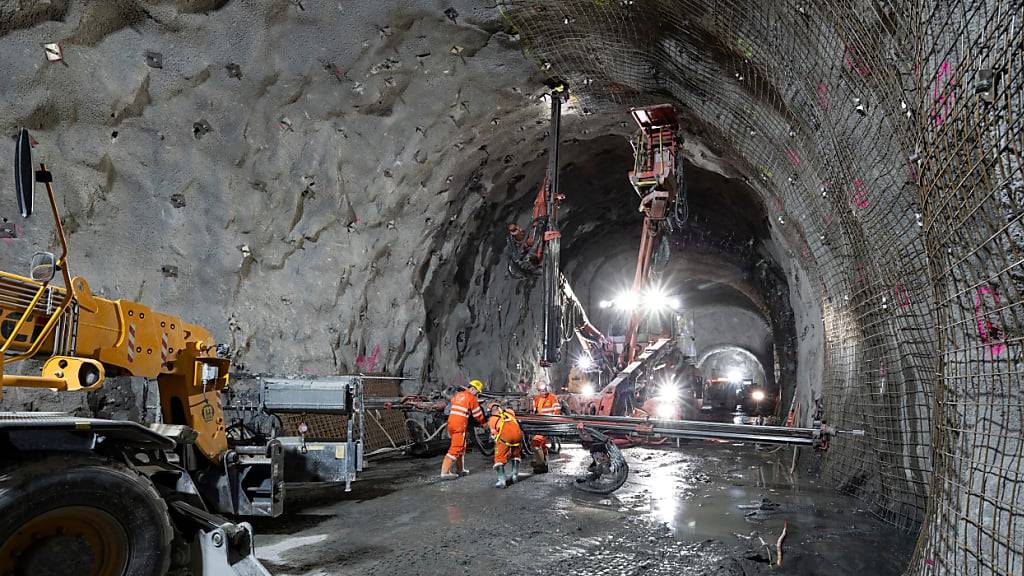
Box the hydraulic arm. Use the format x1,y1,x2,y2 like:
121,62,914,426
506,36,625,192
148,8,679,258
621,104,682,365
506,85,567,366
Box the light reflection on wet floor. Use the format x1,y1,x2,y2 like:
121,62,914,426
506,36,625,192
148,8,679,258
256,441,915,576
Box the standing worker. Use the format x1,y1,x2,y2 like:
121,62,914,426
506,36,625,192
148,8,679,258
487,402,523,488
440,379,486,479
530,382,561,473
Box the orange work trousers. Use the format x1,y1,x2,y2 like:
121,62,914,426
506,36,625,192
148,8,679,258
494,439,522,466
447,430,468,458
494,420,523,465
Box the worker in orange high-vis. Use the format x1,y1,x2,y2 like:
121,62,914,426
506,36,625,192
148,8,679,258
440,379,487,479
487,402,523,488
530,382,561,473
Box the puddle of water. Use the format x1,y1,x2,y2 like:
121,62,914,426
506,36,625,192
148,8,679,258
637,456,782,539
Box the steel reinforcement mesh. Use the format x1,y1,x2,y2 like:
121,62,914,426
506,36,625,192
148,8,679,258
500,1,1022,574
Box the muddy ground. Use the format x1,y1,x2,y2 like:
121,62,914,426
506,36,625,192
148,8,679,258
252,442,915,575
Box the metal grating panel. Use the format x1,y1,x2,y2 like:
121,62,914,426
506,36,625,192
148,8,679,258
276,410,410,451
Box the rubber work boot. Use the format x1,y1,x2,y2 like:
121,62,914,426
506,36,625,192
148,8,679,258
532,449,549,474
440,456,457,480
510,460,520,483
494,464,507,488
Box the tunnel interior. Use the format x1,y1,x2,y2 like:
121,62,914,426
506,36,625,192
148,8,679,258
0,1,1022,575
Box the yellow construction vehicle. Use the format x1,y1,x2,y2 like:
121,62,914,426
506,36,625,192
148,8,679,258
0,129,278,575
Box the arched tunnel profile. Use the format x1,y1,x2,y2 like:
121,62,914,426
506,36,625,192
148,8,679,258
0,1,1020,575
696,345,767,385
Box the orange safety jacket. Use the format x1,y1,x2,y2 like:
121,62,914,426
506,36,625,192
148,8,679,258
448,389,485,433
534,392,561,416
488,409,522,446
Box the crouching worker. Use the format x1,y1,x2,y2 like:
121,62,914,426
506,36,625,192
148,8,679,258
530,382,560,473
441,379,486,479
487,402,523,488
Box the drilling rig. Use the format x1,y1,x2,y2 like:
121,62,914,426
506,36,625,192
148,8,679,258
620,104,686,365
507,99,689,418
506,84,567,367
0,129,275,575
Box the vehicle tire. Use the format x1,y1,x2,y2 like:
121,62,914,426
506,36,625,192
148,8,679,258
0,452,173,576
573,441,629,495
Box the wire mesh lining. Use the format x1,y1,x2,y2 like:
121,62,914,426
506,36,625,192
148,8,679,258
501,0,1021,573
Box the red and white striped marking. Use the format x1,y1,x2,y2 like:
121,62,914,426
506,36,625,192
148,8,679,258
160,332,169,363
127,323,136,363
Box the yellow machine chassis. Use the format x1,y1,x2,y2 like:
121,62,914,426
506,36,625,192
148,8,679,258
0,163,230,462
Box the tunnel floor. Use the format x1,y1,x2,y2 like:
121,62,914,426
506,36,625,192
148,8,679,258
250,443,915,575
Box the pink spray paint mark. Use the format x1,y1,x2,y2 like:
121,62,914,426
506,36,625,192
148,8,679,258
786,149,801,166
851,179,870,209
930,61,955,126
905,158,919,182
1,223,23,247
974,286,1007,356
894,285,912,308
843,45,871,77
817,83,830,110
355,344,381,372
855,265,867,285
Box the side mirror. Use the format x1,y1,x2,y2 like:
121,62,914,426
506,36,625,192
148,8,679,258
15,128,34,217
29,251,56,282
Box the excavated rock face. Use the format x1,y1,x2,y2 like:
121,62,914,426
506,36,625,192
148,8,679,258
0,1,571,395
0,0,773,397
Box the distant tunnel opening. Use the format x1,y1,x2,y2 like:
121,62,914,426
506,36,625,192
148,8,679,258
502,132,792,414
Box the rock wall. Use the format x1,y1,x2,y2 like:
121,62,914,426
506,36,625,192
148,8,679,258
0,0,577,404
1,1,790,402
